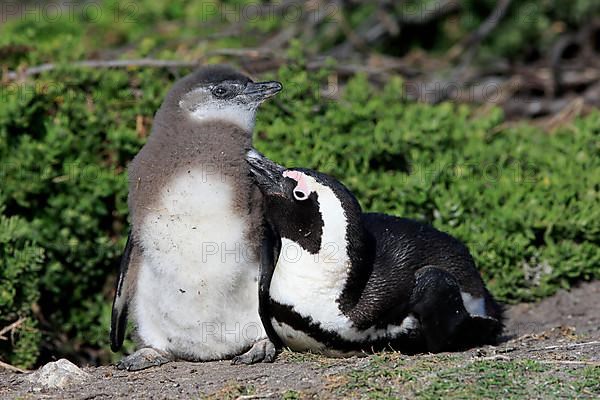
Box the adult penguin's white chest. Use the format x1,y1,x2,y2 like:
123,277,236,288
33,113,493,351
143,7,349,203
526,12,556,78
133,168,263,360
269,238,421,353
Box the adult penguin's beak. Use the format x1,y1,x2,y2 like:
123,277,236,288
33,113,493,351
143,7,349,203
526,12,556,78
246,149,287,197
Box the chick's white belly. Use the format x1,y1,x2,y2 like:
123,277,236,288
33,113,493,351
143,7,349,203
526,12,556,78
133,173,263,360
135,257,262,360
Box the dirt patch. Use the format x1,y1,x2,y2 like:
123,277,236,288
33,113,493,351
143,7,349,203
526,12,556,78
505,280,600,337
2,281,599,399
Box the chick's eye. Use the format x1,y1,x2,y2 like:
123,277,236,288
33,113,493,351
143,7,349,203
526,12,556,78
212,86,228,97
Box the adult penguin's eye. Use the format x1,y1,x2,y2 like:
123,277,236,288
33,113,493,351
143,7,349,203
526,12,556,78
212,86,228,98
293,190,309,201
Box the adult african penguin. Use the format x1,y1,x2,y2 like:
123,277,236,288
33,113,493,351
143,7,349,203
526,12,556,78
109,66,282,370
246,149,504,355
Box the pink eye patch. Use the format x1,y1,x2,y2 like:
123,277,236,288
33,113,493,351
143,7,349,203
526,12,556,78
283,170,311,200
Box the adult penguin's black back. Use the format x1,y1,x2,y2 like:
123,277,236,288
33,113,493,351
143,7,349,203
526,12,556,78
350,213,503,348
346,213,503,329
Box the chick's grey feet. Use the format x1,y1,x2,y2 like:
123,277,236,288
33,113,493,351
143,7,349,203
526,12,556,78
231,338,278,365
116,347,173,371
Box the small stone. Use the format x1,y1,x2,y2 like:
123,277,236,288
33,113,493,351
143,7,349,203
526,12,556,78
27,359,90,390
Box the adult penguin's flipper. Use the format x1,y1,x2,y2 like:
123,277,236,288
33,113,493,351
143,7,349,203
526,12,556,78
231,224,282,365
110,232,136,352
409,266,470,352
258,223,283,348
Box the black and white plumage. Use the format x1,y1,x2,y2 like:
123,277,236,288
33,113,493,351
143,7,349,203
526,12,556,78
109,66,282,370
247,150,503,355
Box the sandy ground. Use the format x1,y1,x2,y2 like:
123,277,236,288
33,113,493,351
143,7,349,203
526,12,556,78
1,281,599,399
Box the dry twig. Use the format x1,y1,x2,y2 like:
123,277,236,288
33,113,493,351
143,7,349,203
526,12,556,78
3,59,201,81
0,359,29,374
526,340,600,352
536,359,600,366
235,393,275,400
0,317,25,341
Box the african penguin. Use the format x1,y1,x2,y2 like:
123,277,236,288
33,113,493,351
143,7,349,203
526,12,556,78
246,149,504,356
110,66,282,370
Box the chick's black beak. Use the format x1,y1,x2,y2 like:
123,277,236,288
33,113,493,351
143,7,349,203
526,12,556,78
246,149,286,196
243,81,283,102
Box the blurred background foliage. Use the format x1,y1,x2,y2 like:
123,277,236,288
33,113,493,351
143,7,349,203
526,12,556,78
0,0,599,369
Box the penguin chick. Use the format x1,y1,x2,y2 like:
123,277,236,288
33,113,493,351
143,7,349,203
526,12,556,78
246,150,503,356
110,66,282,370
